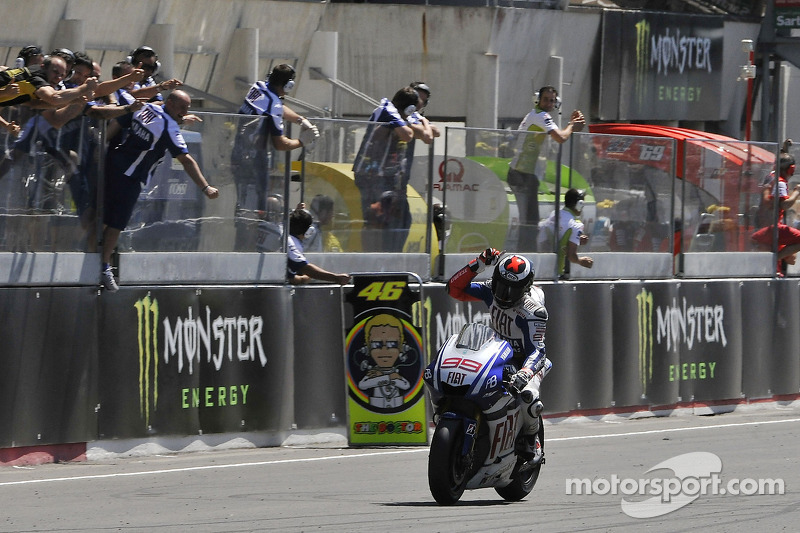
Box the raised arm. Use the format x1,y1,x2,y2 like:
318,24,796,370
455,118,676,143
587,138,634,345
92,69,145,98
34,78,98,106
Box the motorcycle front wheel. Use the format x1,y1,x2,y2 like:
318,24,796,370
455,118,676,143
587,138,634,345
428,418,469,505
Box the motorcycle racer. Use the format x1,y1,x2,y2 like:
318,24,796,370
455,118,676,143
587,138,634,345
446,248,552,459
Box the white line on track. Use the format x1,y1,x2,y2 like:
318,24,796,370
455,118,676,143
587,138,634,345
0,449,426,487
547,416,800,441
1,417,798,487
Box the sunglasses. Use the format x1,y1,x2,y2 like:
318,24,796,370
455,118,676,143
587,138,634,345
370,340,399,350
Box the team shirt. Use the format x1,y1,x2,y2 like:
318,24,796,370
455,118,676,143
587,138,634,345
0,67,50,107
286,234,308,281
13,100,100,154
760,171,790,221
352,98,409,179
404,110,423,163
108,102,188,183
133,77,163,102
115,87,136,106
509,107,558,175
238,81,284,139
538,208,585,273
256,220,283,253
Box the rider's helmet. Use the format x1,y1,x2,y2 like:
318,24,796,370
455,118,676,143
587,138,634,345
491,255,534,309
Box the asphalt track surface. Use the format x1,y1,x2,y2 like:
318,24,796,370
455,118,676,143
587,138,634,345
0,405,798,533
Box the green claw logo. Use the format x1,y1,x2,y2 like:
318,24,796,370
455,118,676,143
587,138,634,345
134,295,159,427
635,19,651,109
636,288,654,395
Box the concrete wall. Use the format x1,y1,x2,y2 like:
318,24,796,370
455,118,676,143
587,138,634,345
2,1,784,139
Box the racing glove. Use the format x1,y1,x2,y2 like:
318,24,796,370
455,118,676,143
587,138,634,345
468,247,502,273
298,125,320,148
509,367,534,395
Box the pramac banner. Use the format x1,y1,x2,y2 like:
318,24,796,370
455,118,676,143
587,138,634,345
343,275,428,445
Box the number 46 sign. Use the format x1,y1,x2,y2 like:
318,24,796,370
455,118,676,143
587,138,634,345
342,274,428,446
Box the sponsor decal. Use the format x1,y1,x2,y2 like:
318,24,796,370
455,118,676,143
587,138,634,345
134,295,160,427
435,158,481,192
489,411,520,458
636,289,655,395
134,295,267,427
352,421,424,435
635,19,651,109
344,275,428,445
634,19,712,107
637,289,726,390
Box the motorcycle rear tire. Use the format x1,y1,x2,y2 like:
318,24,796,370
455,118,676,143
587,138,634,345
495,418,544,501
428,418,469,505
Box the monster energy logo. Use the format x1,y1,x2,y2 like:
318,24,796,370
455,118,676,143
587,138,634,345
636,289,654,395
633,19,714,110
134,295,159,427
635,19,650,109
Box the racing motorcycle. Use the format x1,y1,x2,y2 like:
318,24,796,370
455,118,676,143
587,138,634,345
423,322,544,505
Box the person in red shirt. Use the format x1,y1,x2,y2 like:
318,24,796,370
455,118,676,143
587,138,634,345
751,152,800,273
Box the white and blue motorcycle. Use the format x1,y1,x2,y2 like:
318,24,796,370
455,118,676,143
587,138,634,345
423,323,544,505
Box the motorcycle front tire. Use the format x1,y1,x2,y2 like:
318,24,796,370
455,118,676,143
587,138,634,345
428,417,469,505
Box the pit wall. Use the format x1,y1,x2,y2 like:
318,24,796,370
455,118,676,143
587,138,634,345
2,278,797,453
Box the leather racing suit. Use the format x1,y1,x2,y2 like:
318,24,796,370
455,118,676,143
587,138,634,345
446,254,552,441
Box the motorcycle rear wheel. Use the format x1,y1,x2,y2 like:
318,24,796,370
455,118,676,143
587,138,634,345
495,418,544,501
428,418,469,505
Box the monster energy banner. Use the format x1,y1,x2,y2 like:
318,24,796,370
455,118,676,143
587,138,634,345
97,288,293,439
626,281,742,407
600,11,723,121
343,274,427,445
425,280,746,414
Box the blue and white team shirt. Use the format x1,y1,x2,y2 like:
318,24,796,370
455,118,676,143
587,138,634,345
14,101,100,154
108,103,188,183
286,234,308,281
352,98,408,176
115,87,136,106
404,110,424,162
238,81,284,139
133,77,163,102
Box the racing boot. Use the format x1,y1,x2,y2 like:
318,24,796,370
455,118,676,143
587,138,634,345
520,399,544,462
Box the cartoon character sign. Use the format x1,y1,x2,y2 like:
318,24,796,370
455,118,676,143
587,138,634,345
357,314,412,407
346,313,424,414
343,275,428,444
